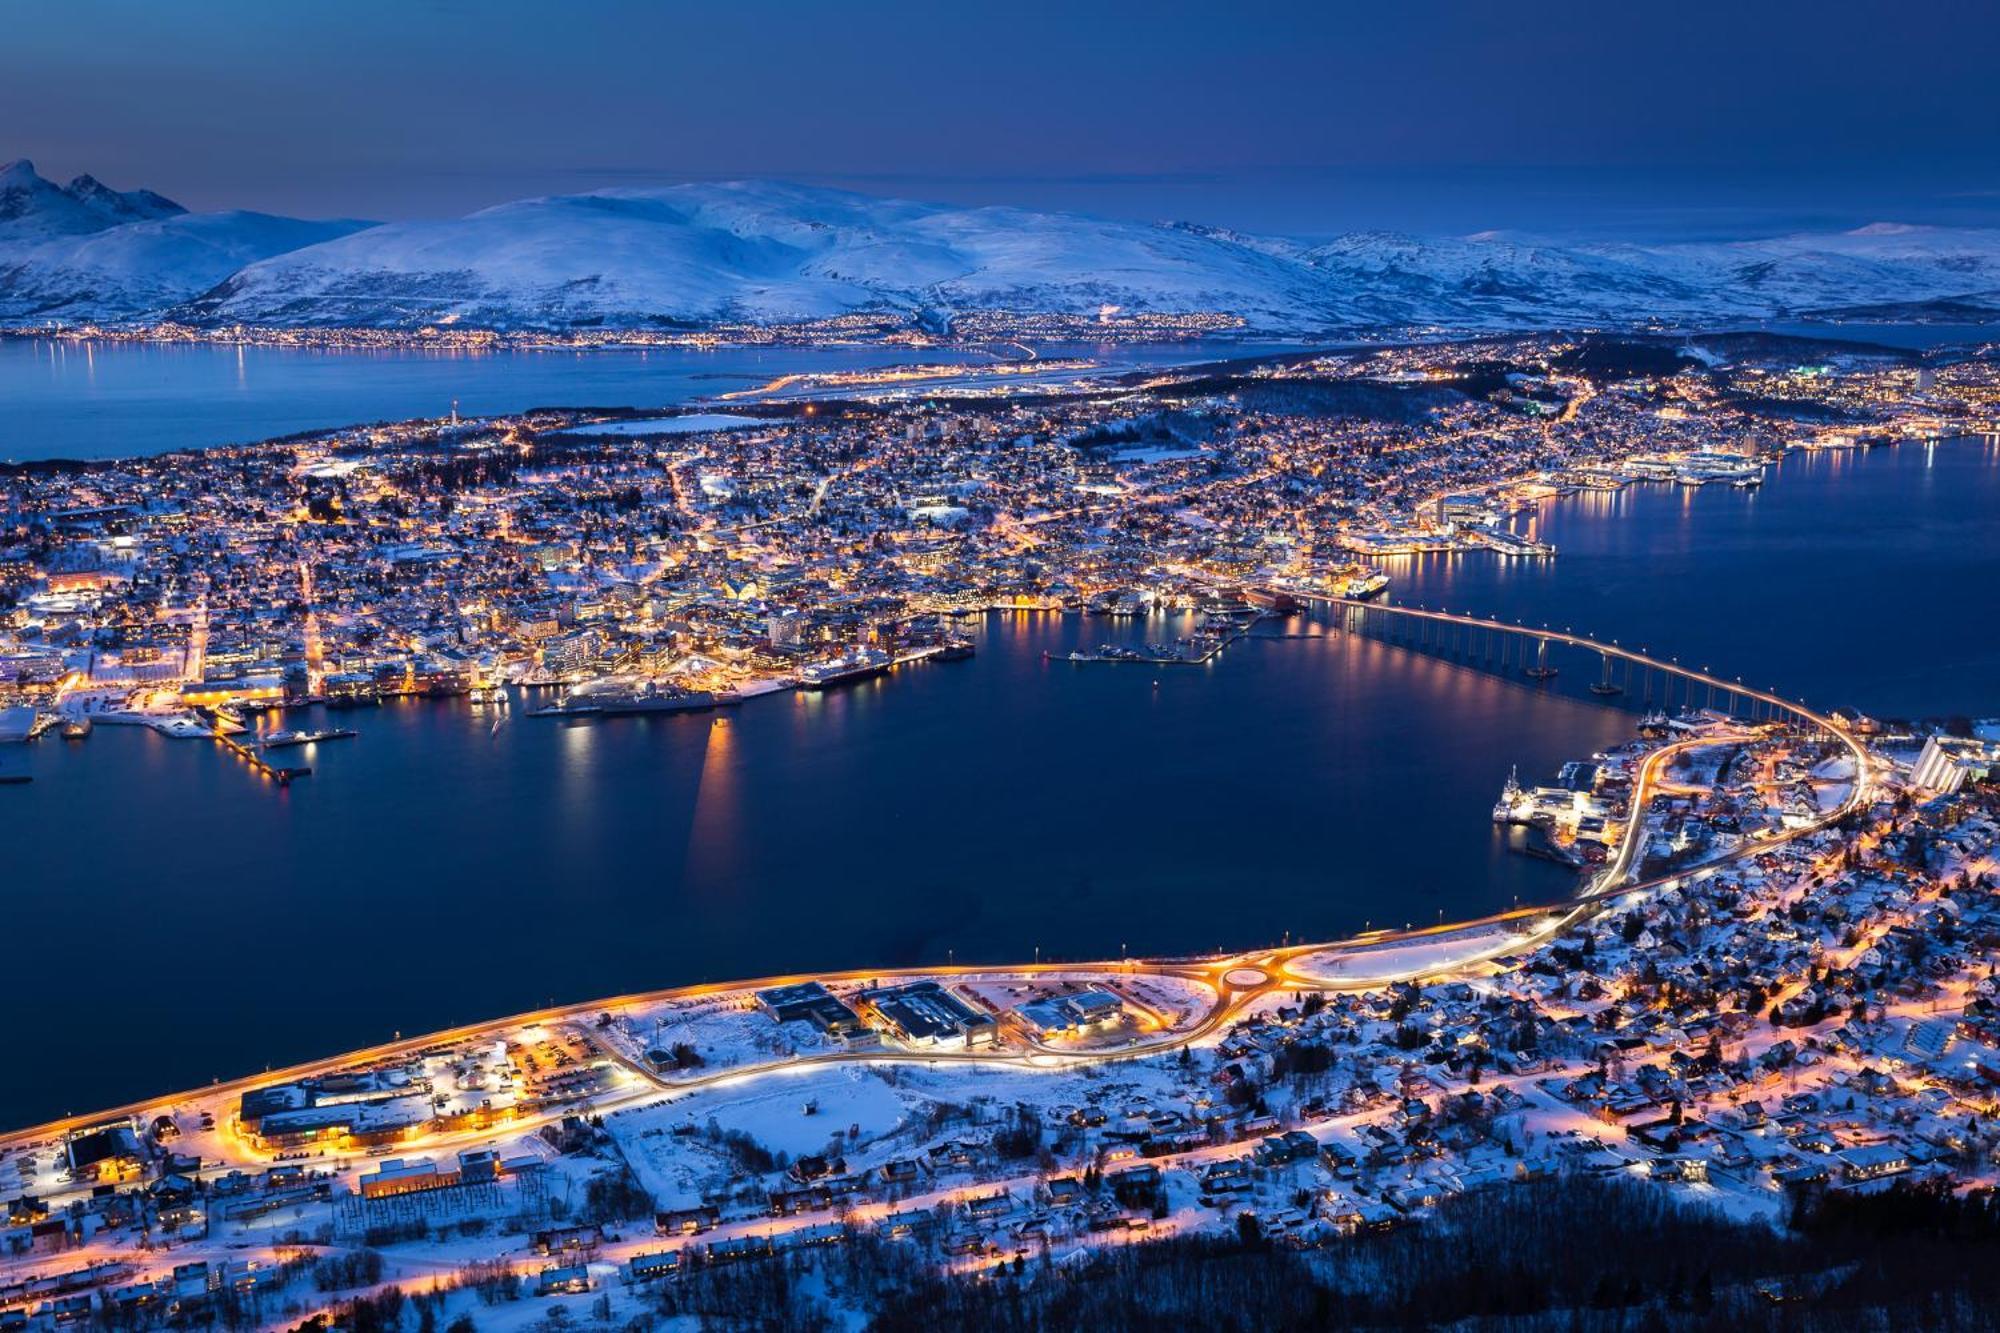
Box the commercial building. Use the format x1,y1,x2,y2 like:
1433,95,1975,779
855,981,998,1049
1015,988,1127,1040
755,981,866,1037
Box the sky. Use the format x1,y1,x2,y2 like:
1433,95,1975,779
5,0,1999,239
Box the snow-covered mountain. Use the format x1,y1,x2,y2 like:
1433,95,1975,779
176,181,1335,330
5,163,2000,332
0,158,184,239
1301,226,2000,327
0,159,370,322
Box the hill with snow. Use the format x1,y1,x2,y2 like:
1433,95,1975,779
4,163,1999,333
0,159,370,322
175,181,1335,330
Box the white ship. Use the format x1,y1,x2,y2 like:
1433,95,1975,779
1492,767,1533,824
1342,571,1391,600
0,706,37,744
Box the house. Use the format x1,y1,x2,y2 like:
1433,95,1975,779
359,1157,460,1201
878,1209,935,1240
1015,988,1128,1039
655,1205,720,1236
963,1190,1014,1221
1838,1143,1910,1183
620,1250,683,1285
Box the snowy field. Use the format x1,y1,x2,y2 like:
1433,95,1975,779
558,413,765,436
595,996,843,1081
1285,925,1537,986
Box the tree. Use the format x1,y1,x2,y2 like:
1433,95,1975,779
1236,1211,1263,1249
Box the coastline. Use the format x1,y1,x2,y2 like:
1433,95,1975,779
0,618,1866,1142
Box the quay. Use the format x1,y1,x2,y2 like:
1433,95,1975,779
1053,613,1260,665
210,726,307,786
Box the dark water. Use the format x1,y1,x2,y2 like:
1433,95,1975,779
3,610,1620,1127
1387,436,2000,720
4,439,1997,1128
0,339,1284,463
1748,320,2000,352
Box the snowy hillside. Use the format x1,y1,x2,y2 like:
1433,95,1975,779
0,158,183,239
167,184,2000,332
4,163,1999,332
176,181,1336,330
0,159,369,322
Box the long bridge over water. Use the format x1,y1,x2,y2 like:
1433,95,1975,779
1307,595,1837,731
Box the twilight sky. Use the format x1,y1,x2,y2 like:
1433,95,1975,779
6,0,1998,238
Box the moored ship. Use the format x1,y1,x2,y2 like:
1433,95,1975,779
529,682,722,717
261,727,358,748
799,647,894,691
0,706,38,743
1341,571,1391,600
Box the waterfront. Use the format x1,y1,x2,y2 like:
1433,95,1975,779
1,608,1624,1126
5,433,2000,1125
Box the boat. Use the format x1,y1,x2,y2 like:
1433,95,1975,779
1523,665,1559,680
261,727,358,749
799,648,893,691
0,706,37,744
932,640,976,662
0,773,31,785
1061,645,1147,663
61,716,93,740
1637,711,1671,737
1342,571,1391,600
1492,767,1530,824
1588,682,1624,696
528,683,721,718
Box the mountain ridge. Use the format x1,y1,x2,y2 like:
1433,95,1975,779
4,162,1999,333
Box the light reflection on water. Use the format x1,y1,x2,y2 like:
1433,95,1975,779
3,431,1995,1125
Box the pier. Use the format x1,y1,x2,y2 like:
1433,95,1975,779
209,726,307,787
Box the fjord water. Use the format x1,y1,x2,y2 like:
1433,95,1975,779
0,339,985,460
0,338,1278,462
1388,435,2000,721
3,612,1626,1127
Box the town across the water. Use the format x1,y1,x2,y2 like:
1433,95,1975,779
2,332,1993,749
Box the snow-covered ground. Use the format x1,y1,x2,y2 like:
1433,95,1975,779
1285,925,1538,985
557,414,766,436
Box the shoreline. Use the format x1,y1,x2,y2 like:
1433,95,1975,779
0,616,1866,1142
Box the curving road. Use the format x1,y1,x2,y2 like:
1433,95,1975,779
0,617,1874,1161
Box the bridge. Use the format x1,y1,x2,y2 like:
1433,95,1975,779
1309,595,1832,729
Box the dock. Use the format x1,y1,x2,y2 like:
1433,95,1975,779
211,728,309,787
1054,622,1250,666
